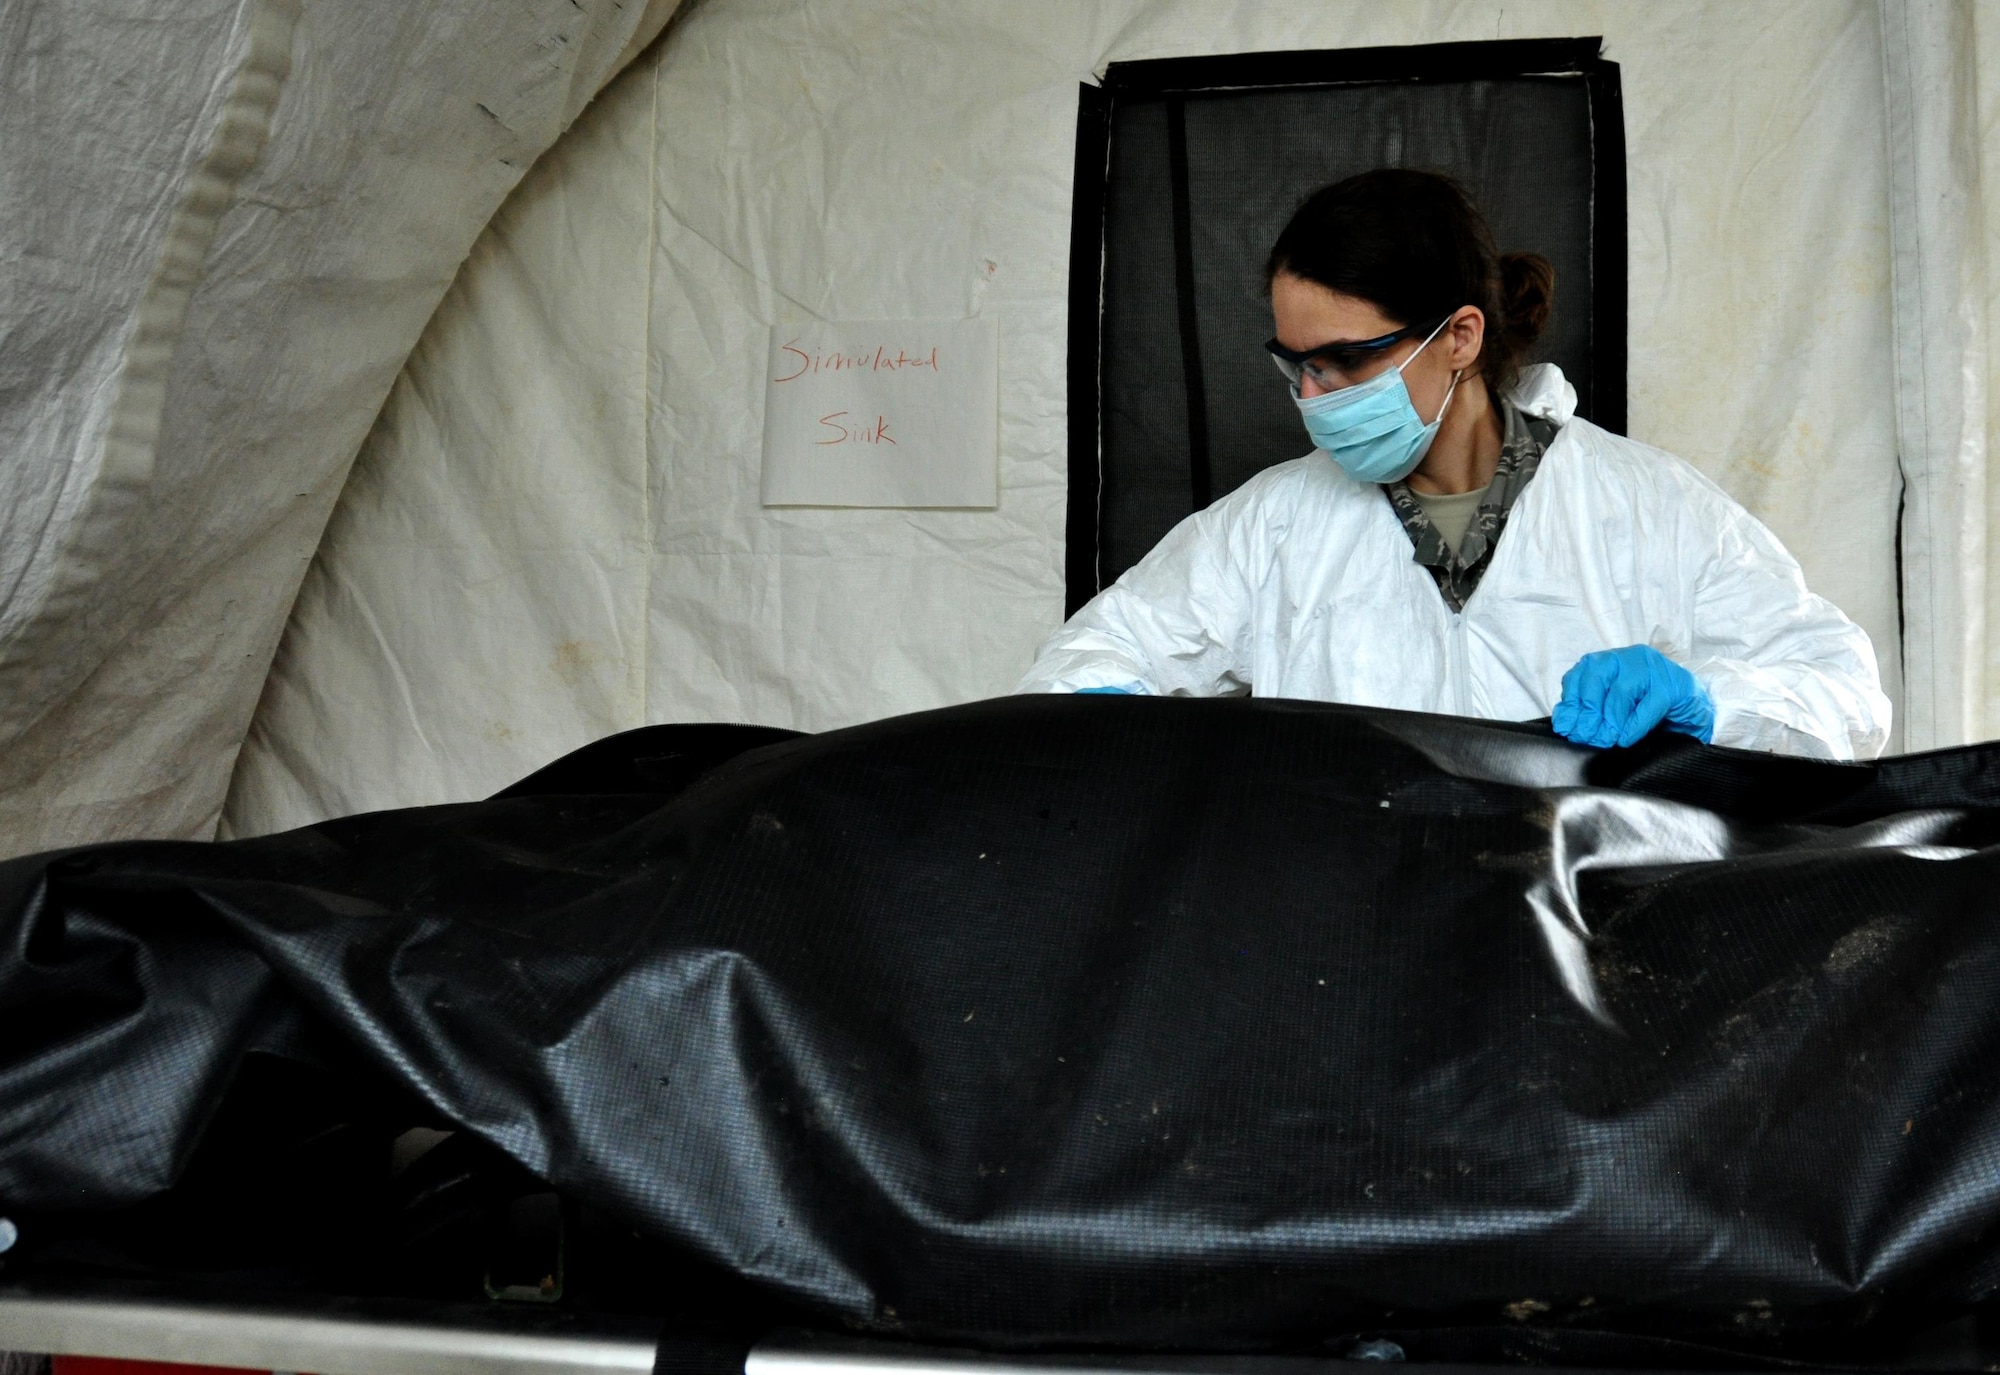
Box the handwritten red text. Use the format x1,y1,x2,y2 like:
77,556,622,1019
816,412,896,446
776,341,941,383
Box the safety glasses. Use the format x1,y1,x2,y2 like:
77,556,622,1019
1265,312,1453,391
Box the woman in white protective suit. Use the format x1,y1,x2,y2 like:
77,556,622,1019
1017,169,1891,760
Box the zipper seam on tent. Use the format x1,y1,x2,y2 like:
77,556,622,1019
1883,0,1929,741
0,0,299,745
1878,0,1988,750
638,48,660,732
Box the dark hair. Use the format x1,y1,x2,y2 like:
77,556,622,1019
1265,168,1554,392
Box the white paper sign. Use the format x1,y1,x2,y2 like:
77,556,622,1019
760,318,997,508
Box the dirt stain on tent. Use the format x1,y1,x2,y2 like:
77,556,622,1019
552,639,600,685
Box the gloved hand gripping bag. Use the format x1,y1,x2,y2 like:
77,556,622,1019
4,696,2000,1353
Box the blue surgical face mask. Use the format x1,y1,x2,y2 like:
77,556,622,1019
1292,315,1459,484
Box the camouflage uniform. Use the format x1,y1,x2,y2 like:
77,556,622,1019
1382,399,1557,612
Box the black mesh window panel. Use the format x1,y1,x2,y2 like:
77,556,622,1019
1065,40,1626,614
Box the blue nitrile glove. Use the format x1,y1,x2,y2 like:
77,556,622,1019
1552,645,1715,748
1076,685,1137,695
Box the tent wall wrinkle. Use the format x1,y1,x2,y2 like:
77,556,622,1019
1880,0,1991,751
0,0,254,663
0,0,297,743
0,0,682,860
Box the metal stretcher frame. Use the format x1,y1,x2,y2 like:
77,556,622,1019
4,1285,1990,1375
0,1300,1601,1375
0,1285,666,1375
0,1296,1381,1375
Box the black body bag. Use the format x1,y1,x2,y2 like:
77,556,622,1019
4,696,2000,1357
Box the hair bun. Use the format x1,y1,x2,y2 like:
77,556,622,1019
1498,252,1555,351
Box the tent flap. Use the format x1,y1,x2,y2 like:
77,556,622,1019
0,0,680,860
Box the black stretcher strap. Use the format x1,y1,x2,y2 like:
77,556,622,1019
654,1333,753,1375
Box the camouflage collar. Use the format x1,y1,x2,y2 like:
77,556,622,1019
1382,399,1553,612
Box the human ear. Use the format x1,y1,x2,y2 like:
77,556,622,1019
1445,306,1486,371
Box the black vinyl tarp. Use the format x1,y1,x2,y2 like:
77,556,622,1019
6,697,2000,1353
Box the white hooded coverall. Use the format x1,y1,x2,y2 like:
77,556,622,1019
1017,366,1891,761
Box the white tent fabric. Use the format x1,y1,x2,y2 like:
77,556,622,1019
0,0,678,859
223,0,1953,838
6,1,1999,854
1883,0,1991,750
